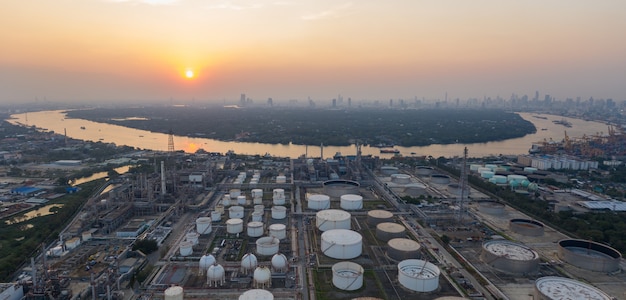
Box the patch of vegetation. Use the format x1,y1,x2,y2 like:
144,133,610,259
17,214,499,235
67,107,535,147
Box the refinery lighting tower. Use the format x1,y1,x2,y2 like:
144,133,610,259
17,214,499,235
168,129,175,153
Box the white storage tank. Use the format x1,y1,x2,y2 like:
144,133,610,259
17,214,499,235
276,175,287,183
179,240,193,256
230,189,241,198
186,231,199,245
316,209,351,231
247,221,264,237
226,218,244,234
164,286,184,300
239,289,274,300
241,253,257,274
398,259,440,292
222,197,231,207
321,229,362,259
490,175,507,184
207,263,225,287
196,217,212,234
367,210,394,226
81,231,92,242
381,166,399,175
332,261,364,291
477,167,491,173
211,211,221,222
254,204,265,213
272,188,285,205
229,206,245,219
199,254,216,271
340,194,363,210
251,211,263,222
215,204,224,214
376,222,406,242
253,197,262,205
252,188,263,199
307,194,331,210
415,166,434,176
237,195,246,205
269,223,287,240
387,238,421,261
271,253,288,273
253,266,272,288
256,236,280,256
534,276,612,300
469,164,482,172
391,173,411,184
271,206,287,219
480,171,494,179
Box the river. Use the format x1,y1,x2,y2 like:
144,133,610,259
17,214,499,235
7,110,608,158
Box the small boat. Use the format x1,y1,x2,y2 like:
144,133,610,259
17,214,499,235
80,126,85,130
380,148,400,154
541,128,548,131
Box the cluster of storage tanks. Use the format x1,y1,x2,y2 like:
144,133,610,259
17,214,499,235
164,286,278,300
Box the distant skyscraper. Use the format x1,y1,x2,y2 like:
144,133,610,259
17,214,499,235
332,99,336,108
240,94,246,106
267,98,273,107
348,98,351,107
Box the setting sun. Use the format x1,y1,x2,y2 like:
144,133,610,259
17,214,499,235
185,69,194,79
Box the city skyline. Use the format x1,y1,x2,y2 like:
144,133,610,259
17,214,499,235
1,0,626,103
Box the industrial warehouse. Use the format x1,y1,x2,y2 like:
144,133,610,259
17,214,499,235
3,150,626,300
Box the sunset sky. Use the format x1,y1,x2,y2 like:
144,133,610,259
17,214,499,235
1,0,625,103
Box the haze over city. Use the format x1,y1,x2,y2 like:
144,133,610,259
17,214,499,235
1,0,626,103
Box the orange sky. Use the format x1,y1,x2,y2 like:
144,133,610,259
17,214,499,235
1,0,625,103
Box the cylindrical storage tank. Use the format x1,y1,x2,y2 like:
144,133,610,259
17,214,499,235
222,197,231,207
226,218,244,234
271,206,287,219
340,194,363,210
269,223,287,240
316,209,351,231
391,174,411,184
196,217,212,235
254,204,265,213
557,239,622,272
323,180,360,197
229,205,245,219
332,262,364,291
179,241,193,256
376,222,406,242
404,183,427,197
239,289,274,300
491,175,507,184
253,266,272,288
50,246,63,257
164,286,183,300
430,174,450,184
251,211,263,222
253,197,263,205
478,201,505,215
381,166,399,175
507,174,527,182
273,188,285,199
534,276,613,300
237,195,246,205
207,264,225,287
247,221,264,237
276,175,287,183
480,171,494,179
484,164,498,170
81,231,92,242
256,236,280,256
273,197,285,205
469,164,482,172
415,166,434,176
199,254,216,271
252,188,263,199
307,194,331,210
271,253,288,273
215,204,224,214
477,167,492,174
387,238,421,261
509,219,545,236
65,237,81,250
211,211,221,222
241,253,257,274
367,210,394,226
398,259,440,292
230,189,241,198
186,232,199,245
434,297,468,300
524,167,537,173
480,240,540,274
321,229,362,259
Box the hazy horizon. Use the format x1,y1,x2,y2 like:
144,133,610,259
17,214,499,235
2,0,626,103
